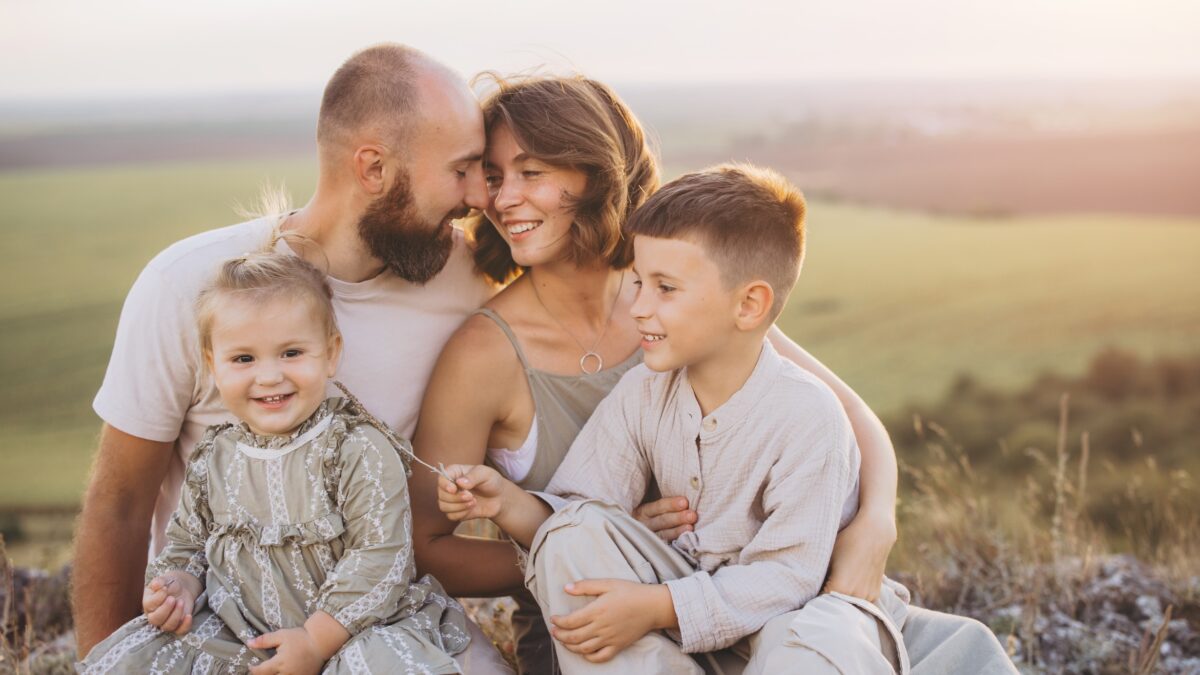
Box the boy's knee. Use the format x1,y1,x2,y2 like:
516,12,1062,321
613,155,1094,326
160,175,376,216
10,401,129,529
530,502,626,573
566,500,623,526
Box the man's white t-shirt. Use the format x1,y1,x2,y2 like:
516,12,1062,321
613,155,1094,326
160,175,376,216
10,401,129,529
93,215,494,555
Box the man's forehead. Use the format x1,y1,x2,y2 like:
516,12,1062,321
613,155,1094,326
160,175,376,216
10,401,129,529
410,74,485,157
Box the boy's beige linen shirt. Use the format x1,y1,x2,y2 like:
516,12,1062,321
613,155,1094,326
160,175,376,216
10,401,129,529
539,341,861,653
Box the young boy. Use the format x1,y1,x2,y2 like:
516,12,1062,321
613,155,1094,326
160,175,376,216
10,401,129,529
438,164,911,673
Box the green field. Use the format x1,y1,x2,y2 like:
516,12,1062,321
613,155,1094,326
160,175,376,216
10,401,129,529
2,159,1199,508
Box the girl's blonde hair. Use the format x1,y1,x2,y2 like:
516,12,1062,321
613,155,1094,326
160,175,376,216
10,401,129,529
196,248,339,360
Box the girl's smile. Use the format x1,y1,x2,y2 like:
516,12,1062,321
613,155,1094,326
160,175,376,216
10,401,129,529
206,295,341,437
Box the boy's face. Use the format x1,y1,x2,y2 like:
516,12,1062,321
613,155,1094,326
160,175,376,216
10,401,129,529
630,235,740,373
207,295,342,437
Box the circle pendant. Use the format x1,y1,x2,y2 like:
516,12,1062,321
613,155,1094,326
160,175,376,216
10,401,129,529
579,352,603,375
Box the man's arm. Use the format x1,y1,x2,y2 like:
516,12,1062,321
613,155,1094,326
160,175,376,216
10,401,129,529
73,424,173,656
767,325,897,599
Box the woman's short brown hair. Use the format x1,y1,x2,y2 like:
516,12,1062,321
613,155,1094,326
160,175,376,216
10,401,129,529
469,74,660,284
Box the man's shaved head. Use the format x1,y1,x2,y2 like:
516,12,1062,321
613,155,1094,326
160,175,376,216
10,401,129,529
314,44,486,284
317,43,463,152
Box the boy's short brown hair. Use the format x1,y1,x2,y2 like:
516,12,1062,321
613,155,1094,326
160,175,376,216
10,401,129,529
625,163,806,320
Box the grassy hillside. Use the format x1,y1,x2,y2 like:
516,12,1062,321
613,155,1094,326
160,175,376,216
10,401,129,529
1,159,1199,507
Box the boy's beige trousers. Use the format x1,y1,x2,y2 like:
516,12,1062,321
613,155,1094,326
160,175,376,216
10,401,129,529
525,501,913,674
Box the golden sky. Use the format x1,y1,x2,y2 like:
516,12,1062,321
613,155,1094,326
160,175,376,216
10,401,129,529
2,0,1198,99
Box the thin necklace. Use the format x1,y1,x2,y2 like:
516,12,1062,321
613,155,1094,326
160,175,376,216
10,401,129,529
531,270,625,375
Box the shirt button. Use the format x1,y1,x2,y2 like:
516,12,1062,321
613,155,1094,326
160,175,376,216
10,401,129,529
702,418,718,432
690,476,700,489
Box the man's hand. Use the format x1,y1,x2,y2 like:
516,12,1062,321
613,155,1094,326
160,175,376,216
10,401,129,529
142,571,201,635
823,509,896,602
633,497,697,542
549,579,675,663
247,627,326,675
436,464,510,522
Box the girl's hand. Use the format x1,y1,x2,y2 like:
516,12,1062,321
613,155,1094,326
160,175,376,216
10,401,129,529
247,627,325,675
142,571,201,635
823,509,897,602
437,464,510,522
633,496,698,541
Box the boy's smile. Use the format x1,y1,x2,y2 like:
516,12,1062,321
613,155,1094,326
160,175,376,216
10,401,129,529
631,235,739,373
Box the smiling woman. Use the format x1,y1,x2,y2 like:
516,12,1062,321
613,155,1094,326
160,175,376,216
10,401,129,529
409,73,909,675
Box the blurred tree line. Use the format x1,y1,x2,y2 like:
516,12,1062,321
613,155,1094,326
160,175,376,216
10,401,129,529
887,348,1199,548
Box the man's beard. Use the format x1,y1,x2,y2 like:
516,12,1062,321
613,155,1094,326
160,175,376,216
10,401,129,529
357,170,459,285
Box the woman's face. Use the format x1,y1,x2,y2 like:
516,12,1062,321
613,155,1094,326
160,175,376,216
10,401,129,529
484,123,588,268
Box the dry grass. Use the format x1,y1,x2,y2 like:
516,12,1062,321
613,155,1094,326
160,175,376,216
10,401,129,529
892,395,1200,673
4,394,1197,673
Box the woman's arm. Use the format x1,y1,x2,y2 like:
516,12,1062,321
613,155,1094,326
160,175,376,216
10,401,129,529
410,316,531,597
767,325,897,600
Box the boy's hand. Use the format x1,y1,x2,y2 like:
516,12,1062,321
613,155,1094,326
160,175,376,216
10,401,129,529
142,571,201,635
823,509,896,602
549,579,675,663
633,496,698,541
247,627,325,675
437,464,509,522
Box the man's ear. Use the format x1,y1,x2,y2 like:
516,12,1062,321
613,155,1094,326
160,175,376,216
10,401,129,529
352,145,388,195
734,280,774,331
326,334,344,376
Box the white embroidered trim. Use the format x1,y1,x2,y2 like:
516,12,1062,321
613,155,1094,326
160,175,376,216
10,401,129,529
235,415,334,460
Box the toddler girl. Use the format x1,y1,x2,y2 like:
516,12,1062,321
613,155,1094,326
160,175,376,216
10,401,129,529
80,251,471,674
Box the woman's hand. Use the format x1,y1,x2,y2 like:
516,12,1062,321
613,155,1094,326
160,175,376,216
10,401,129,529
632,497,697,541
437,464,511,522
142,571,201,635
823,509,897,602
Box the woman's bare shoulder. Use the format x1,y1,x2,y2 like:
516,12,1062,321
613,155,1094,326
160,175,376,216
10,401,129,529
436,278,541,383
439,312,518,375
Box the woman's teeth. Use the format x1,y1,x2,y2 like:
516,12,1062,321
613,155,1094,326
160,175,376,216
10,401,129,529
643,334,665,341
509,221,541,234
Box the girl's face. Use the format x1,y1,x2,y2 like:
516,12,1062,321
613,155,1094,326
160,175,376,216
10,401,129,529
206,295,341,437
483,123,588,268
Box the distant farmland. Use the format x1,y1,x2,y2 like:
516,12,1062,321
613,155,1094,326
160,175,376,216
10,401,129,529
2,158,1198,507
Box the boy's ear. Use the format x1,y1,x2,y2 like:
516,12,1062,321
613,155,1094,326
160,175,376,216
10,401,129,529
352,145,388,195
326,334,344,376
734,280,774,331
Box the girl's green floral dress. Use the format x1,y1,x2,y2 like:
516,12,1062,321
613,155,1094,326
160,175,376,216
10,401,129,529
79,397,469,674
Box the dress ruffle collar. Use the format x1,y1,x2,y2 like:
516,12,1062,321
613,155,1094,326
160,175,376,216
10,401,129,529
233,398,343,457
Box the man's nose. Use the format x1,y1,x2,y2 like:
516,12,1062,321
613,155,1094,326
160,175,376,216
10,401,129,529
463,165,489,212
